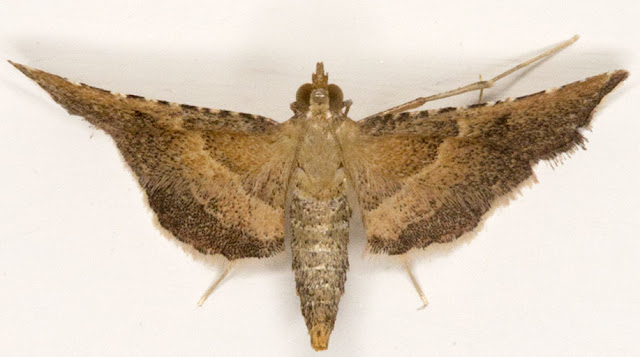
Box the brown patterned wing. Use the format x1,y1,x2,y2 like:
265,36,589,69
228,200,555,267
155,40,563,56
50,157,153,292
339,71,628,255
12,62,299,260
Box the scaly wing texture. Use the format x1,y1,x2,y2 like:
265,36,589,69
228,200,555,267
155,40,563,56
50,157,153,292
338,71,628,255
12,62,299,260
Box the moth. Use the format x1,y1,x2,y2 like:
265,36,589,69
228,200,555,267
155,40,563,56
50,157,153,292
10,36,627,351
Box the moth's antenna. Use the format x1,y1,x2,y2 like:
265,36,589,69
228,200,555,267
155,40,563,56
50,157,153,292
367,35,581,117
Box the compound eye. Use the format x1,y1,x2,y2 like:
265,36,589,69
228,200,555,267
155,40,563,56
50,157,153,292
328,84,344,112
295,83,313,109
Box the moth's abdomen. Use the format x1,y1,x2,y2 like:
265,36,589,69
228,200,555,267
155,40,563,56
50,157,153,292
290,171,350,351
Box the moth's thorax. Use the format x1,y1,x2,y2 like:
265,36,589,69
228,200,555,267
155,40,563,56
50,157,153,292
295,113,344,200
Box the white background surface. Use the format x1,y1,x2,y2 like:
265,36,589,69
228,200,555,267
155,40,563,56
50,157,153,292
0,1,638,356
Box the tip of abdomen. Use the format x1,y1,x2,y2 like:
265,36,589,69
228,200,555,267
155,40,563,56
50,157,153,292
310,324,331,351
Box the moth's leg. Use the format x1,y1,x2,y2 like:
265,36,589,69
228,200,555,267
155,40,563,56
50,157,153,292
197,260,236,306
404,259,429,310
369,35,579,117
343,99,353,116
477,74,485,103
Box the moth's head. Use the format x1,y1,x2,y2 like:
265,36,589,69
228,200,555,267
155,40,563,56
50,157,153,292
291,62,350,115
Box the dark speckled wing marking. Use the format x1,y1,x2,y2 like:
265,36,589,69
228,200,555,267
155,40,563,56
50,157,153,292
11,62,298,260
342,71,628,255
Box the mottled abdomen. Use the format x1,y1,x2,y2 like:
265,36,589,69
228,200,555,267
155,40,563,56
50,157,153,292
290,169,350,351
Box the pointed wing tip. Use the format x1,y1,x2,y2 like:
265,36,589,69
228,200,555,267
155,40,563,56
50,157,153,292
602,69,629,96
610,69,629,83
8,60,28,73
8,60,40,81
